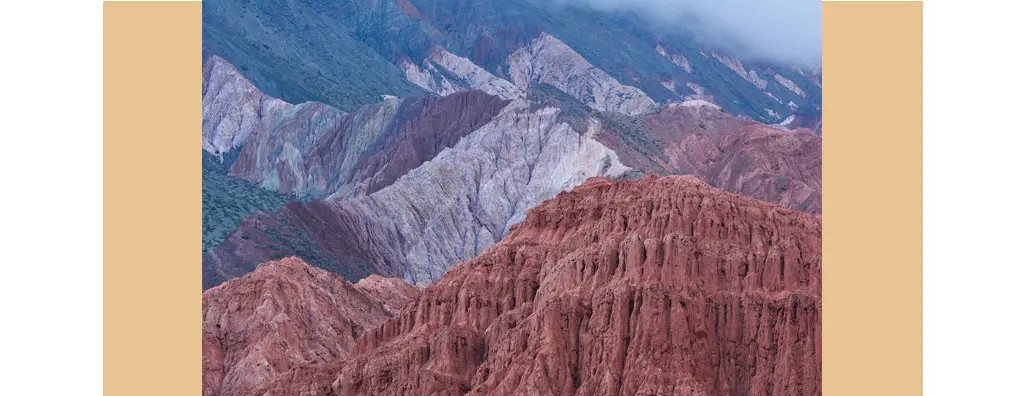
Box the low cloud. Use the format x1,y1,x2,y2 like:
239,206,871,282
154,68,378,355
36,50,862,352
566,0,821,66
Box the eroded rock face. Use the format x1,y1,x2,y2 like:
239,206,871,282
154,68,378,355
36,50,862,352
403,47,524,101
508,33,656,116
327,175,821,395
203,101,632,288
202,257,418,396
599,100,822,213
203,57,510,199
202,56,291,155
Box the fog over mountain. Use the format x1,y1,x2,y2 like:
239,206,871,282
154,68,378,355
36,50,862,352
567,0,822,66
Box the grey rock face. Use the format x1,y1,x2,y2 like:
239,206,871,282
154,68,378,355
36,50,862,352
202,56,291,155
506,33,656,116
352,100,631,283
403,47,524,101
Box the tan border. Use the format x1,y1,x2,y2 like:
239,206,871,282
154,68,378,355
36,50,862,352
104,2,201,396
823,2,922,395
102,1,922,395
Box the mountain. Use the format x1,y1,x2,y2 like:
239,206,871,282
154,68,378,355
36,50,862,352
203,95,634,288
332,175,821,395
200,1,823,394
202,0,423,112
202,57,821,289
219,176,821,395
202,257,418,396
203,56,510,199
596,100,822,213
202,0,821,130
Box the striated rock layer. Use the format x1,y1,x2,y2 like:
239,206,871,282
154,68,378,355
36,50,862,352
203,100,631,288
202,257,418,396
598,100,822,213
403,46,525,101
203,56,510,199
317,175,822,395
507,33,656,116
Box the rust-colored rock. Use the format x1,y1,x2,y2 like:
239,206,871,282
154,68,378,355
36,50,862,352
599,100,822,213
201,257,418,396
325,175,822,395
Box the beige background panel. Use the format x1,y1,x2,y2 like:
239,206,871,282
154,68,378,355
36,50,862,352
104,2,201,396
824,1,922,395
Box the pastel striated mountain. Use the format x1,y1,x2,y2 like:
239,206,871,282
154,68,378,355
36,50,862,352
201,57,820,289
229,176,821,395
407,31,658,116
202,257,418,396
203,56,510,199
203,0,820,129
203,99,632,288
506,33,656,116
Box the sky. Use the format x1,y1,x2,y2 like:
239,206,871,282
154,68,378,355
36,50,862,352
567,0,822,66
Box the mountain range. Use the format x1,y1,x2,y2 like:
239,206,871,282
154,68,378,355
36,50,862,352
200,0,822,394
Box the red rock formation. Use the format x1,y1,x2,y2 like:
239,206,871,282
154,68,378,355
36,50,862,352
599,101,822,213
202,257,418,396
323,175,822,395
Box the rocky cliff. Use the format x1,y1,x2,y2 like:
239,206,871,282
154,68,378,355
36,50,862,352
240,176,820,395
202,257,418,396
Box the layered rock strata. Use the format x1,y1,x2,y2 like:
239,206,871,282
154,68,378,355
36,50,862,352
203,100,631,288
203,56,510,199
598,100,822,213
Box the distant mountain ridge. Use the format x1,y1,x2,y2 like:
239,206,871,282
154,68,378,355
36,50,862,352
200,0,822,289
203,0,820,130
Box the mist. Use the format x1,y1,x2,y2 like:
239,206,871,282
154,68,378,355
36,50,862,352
566,0,822,67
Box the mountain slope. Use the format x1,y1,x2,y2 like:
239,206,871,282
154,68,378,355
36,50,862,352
202,0,820,128
202,154,295,251
597,100,822,213
405,0,821,128
203,56,510,199
203,99,632,288
237,176,821,395
202,59,820,288
202,257,418,396
202,0,423,112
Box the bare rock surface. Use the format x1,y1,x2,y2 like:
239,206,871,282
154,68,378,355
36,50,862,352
599,100,822,213
202,257,418,396
202,56,291,155
508,33,656,116
204,100,632,287
318,175,821,395
203,56,510,199
403,47,524,101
